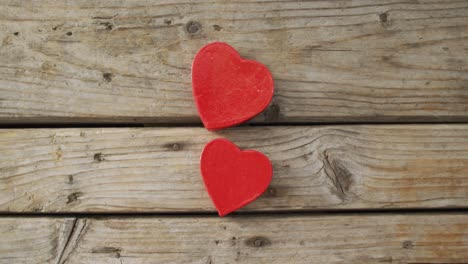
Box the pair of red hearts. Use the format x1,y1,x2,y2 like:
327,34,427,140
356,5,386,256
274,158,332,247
192,42,274,216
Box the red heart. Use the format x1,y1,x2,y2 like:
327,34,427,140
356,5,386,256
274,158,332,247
200,138,273,216
192,42,274,130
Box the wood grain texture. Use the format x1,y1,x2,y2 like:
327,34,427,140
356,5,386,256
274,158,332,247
1,125,467,212
1,214,468,263
0,217,75,264
1,0,467,123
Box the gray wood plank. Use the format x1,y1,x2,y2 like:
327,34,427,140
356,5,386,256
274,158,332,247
0,0,467,123
1,125,467,212
1,214,468,263
0,217,75,264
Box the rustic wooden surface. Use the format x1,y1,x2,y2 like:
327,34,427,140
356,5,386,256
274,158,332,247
1,125,467,213
2,1,468,263
0,217,74,264
1,214,467,264
1,0,468,123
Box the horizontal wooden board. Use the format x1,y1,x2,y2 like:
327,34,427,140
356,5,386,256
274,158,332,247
1,0,468,123
1,214,468,263
1,125,468,212
0,217,74,264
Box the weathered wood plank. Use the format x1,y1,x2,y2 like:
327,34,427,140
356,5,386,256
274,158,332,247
0,217,75,264
1,125,467,212
0,0,467,123
1,214,467,263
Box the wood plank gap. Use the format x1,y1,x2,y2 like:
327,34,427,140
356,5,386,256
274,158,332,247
1,207,467,218
3,121,468,129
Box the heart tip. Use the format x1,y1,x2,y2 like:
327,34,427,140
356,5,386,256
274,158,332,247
204,124,223,131
203,121,242,131
217,210,231,217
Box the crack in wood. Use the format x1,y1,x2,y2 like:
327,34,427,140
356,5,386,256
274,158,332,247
91,14,119,19
55,219,89,264
91,246,122,258
55,218,77,264
322,151,347,201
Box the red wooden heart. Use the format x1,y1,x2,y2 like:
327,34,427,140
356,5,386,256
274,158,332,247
200,138,273,216
192,42,274,130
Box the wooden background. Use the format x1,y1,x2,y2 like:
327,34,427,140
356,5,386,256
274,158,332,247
1,0,467,263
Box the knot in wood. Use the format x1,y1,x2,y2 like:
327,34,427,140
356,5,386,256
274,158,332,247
94,153,104,162
402,240,413,249
245,236,271,248
379,12,388,23
263,101,280,122
267,187,277,197
254,239,263,247
171,143,180,151
186,21,201,34
103,73,113,82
